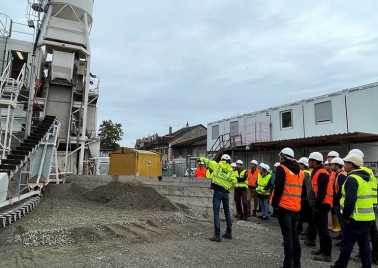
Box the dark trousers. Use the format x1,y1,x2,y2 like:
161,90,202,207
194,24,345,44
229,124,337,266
213,189,232,237
234,188,248,219
370,221,378,262
334,220,373,268
315,206,332,256
278,208,301,268
334,204,345,240
303,205,317,243
298,201,314,235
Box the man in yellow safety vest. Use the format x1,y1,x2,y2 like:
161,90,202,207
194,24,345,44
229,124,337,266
332,153,376,268
200,154,237,242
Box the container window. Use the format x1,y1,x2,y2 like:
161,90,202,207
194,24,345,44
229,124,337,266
315,101,333,123
230,121,239,136
212,125,219,140
280,110,293,129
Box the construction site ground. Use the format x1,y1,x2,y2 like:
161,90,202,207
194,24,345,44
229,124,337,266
0,177,371,268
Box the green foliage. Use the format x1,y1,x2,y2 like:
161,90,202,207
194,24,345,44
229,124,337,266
98,120,124,150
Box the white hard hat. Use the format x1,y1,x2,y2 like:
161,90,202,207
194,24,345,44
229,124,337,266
327,151,340,158
200,161,205,165
259,163,270,172
298,157,309,167
221,154,231,161
250,160,259,165
348,149,364,159
343,154,363,167
331,157,344,166
280,147,295,158
231,162,237,168
274,162,280,168
236,160,244,165
309,152,324,162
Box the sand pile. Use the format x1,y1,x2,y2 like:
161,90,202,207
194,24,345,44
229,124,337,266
83,182,177,211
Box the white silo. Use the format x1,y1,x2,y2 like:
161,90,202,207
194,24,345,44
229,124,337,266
38,0,94,50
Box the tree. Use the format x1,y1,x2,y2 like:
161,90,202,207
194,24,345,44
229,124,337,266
98,120,124,150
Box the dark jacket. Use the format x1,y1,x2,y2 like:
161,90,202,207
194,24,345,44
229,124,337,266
236,169,247,183
342,169,371,220
271,159,304,209
312,165,330,209
333,172,347,205
302,171,316,208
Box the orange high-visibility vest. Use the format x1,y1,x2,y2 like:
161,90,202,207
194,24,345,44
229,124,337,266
247,169,259,187
312,168,333,206
334,170,347,194
277,165,304,212
195,167,207,178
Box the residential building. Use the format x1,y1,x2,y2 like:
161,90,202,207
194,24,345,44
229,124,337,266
136,124,207,176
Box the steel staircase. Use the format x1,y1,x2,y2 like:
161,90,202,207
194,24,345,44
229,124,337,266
0,115,58,229
0,115,56,177
208,133,243,161
0,61,24,103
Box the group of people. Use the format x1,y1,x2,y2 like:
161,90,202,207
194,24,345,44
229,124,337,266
198,147,377,268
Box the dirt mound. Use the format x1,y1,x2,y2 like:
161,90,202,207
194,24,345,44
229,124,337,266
83,182,177,211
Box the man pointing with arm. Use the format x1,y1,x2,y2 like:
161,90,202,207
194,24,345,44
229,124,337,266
200,154,237,242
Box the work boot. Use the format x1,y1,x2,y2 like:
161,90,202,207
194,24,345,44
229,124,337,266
331,215,341,233
312,255,331,263
311,249,323,256
222,233,232,240
209,236,221,242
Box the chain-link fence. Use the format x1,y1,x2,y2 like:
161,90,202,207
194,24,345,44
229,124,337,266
163,157,199,177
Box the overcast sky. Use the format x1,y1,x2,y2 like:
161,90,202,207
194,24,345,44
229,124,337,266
2,1,378,146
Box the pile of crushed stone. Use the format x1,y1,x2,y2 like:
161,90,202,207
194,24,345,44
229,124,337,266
83,182,177,211
42,182,177,211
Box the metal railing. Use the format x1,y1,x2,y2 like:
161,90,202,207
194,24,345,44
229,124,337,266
208,133,243,155
0,12,12,38
0,63,27,159
0,60,12,94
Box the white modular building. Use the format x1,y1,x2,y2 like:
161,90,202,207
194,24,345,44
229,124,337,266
207,82,378,166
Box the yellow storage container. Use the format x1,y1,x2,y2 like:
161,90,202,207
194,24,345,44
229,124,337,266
109,148,162,177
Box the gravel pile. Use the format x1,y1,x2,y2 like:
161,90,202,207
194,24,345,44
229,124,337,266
14,229,73,247
83,182,177,211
